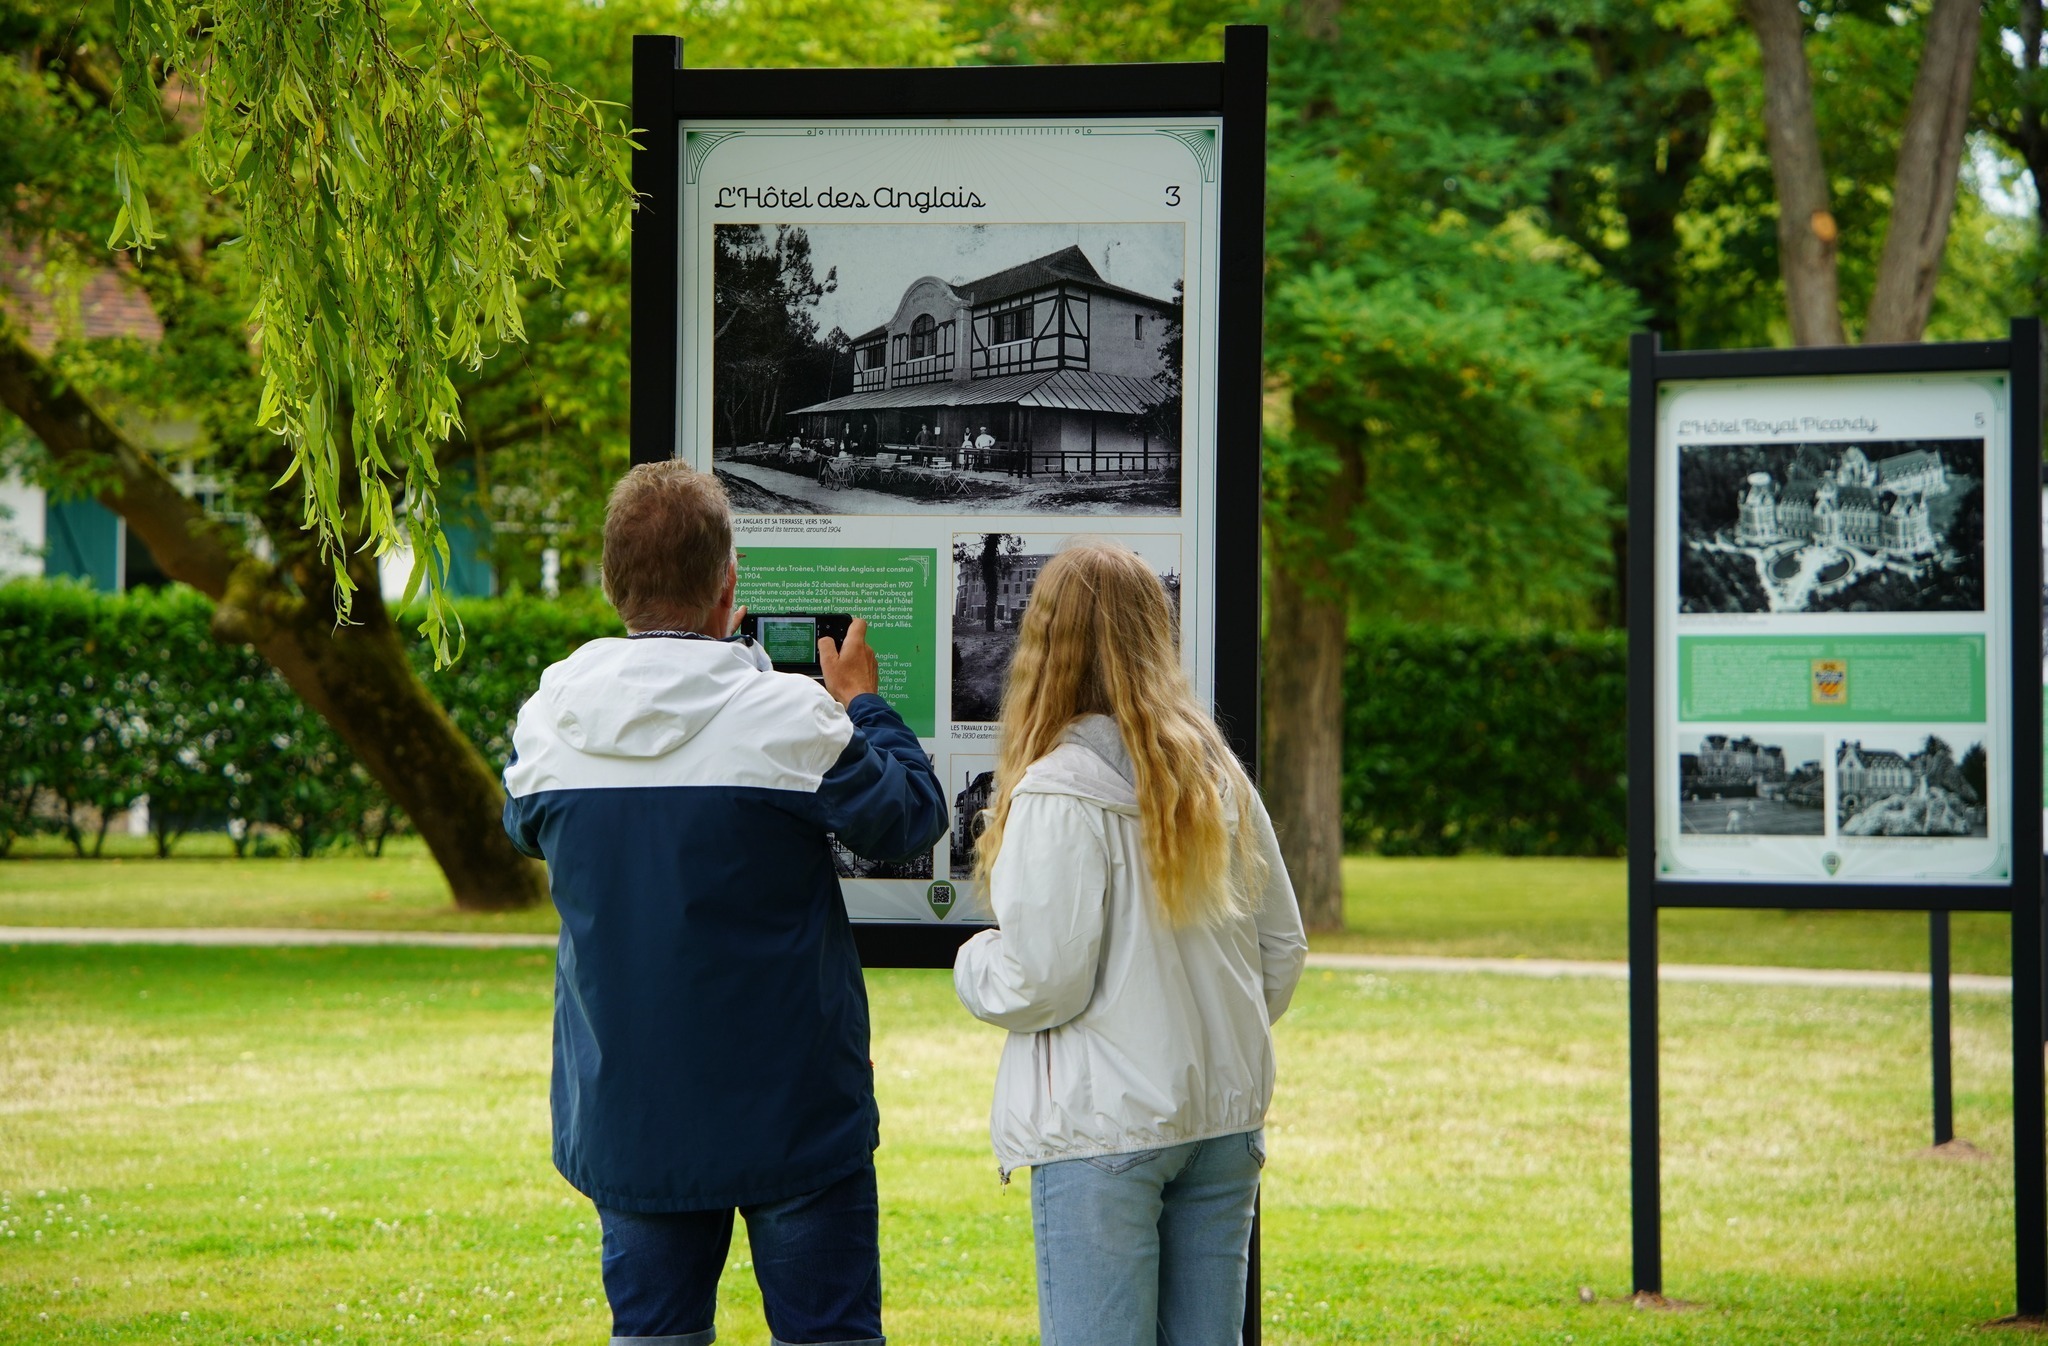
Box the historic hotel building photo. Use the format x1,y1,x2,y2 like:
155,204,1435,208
788,244,1180,473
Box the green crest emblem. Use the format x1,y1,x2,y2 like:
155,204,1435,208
926,880,957,920
1822,851,1842,876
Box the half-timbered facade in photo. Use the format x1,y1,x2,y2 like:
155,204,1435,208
790,244,1179,477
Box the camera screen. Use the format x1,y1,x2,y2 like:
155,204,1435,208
757,617,819,667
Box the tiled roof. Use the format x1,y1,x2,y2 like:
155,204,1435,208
1875,449,1940,480
1,245,163,352
789,368,1170,418
958,245,1099,303
957,245,1175,311
1838,743,1909,772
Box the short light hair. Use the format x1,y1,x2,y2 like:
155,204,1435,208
601,461,733,631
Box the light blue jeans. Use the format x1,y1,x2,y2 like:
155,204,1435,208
1029,1130,1263,1346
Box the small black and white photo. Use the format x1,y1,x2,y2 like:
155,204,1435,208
828,835,934,881
1676,439,1983,614
1677,733,1826,835
713,223,1184,517
829,750,938,879
950,533,1183,724
1835,734,1988,838
948,754,997,880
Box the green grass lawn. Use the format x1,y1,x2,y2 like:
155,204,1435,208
0,836,558,933
0,944,2021,1342
1331,855,2013,976
0,843,2018,974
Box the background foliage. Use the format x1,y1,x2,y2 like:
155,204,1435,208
103,0,638,661
0,583,617,858
1,583,1627,858
1342,626,1627,857
0,0,2035,869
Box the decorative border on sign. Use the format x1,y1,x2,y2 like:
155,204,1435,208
685,124,1221,185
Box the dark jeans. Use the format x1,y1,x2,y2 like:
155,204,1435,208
597,1158,885,1346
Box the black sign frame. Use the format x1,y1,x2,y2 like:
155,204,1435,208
627,31,1269,972
626,33,1273,1343
1626,320,2047,1317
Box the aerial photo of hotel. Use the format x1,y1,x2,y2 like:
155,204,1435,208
1677,438,1983,614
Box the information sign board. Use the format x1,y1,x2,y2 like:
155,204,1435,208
628,38,1274,1342
1627,326,2046,1319
629,35,1270,971
679,120,1223,929
1653,373,2013,886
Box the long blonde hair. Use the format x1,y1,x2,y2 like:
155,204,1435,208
972,540,1263,927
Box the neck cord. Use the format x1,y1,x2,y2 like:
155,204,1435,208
629,629,755,646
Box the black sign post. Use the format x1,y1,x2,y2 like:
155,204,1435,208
630,32,1268,967
628,32,1272,1343
1627,321,2046,1316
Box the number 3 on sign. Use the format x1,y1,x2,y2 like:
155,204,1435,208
1164,185,1181,207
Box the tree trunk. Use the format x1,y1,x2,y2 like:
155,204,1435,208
1993,82,2048,310
980,535,1001,632
222,573,547,909
1263,555,1350,932
1261,424,1364,934
1746,0,1848,346
1865,0,1982,344
2026,0,2047,311
0,327,547,911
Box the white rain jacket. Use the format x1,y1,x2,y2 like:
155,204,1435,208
952,714,1309,1177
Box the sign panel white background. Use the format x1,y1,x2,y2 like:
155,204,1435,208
679,118,1224,921
1654,373,2012,885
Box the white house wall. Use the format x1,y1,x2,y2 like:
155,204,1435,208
1088,292,1172,380
1051,409,1158,459
0,473,46,580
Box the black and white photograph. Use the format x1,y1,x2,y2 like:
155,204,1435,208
1835,734,1989,838
827,835,934,881
828,749,938,879
1676,439,1983,614
712,223,1184,517
950,532,1183,724
1676,733,1826,835
948,754,997,880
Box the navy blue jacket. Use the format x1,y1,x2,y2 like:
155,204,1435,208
502,634,947,1212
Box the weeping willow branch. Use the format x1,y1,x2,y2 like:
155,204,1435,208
105,0,636,664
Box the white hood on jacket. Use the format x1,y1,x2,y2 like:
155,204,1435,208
953,715,1309,1177
535,636,771,759
506,635,850,798
1014,715,1141,814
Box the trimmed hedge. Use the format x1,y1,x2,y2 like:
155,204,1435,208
1343,626,1627,856
419,591,617,773
1,582,1630,859
0,583,617,858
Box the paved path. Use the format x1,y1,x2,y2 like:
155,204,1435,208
1305,951,2010,994
0,926,559,950
0,927,2012,993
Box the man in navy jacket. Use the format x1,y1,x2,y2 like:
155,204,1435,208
504,461,947,1346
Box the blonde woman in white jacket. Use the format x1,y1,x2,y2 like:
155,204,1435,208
954,540,1308,1346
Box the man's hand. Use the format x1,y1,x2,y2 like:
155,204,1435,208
819,618,880,707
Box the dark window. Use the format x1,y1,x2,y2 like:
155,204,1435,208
859,344,883,370
910,314,936,358
994,308,1029,344
1134,315,1145,340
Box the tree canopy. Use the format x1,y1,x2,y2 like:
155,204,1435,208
0,0,2030,914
